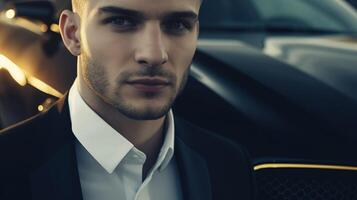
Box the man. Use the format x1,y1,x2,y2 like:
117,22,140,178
0,0,255,199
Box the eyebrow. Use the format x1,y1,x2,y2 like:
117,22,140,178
98,6,198,20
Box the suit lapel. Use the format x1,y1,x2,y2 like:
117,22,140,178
175,137,212,200
30,140,83,200
29,94,83,200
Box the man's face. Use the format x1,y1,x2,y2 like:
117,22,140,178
78,0,200,120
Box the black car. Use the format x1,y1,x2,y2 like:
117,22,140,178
175,0,357,159
1,0,357,199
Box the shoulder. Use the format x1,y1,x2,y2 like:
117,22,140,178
0,105,55,144
175,117,252,172
175,117,256,199
0,97,66,171
0,111,47,168
0,95,67,144
0,117,39,180
175,117,250,161
0,111,44,148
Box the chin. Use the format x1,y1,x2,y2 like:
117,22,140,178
121,107,170,120
112,100,173,120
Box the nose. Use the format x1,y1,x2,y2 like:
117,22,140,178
134,22,168,67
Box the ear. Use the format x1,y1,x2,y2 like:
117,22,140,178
59,10,81,56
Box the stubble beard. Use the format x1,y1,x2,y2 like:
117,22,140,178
81,53,190,120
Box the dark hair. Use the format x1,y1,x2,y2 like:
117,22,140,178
71,0,203,14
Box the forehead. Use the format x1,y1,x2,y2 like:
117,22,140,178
86,0,201,17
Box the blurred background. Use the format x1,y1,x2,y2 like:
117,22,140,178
1,0,357,199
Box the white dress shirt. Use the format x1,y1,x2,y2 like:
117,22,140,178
68,80,183,200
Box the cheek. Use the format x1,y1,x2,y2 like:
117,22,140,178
169,36,197,81
82,26,134,82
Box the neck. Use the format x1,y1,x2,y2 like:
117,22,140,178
77,76,166,158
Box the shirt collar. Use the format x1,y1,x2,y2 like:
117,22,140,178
158,110,175,172
68,79,174,173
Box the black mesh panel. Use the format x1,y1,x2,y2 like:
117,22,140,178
256,168,357,200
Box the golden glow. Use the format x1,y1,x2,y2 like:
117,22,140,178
40,24,48,32
254,163,357,171
38,105,44,112
5,9,16,19
1,16,53,35
50,24,60,33
11,18,44,34
0,54,27,86
27,76,62,98
0,55,63,97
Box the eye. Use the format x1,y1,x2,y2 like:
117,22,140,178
163,19,193,34
103,16,138,29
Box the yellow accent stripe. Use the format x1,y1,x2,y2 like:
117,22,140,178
254,163,357,171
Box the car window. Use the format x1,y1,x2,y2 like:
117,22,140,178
199,0,357,33
252,0,357,32
199,0,263,29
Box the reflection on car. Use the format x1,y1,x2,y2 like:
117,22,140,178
345,0,357,9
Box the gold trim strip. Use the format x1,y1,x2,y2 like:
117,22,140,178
254,163,357,171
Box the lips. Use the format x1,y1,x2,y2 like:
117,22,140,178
126,77,171,93
126,78,170,86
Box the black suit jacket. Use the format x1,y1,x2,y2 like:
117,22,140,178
0,95,255,200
